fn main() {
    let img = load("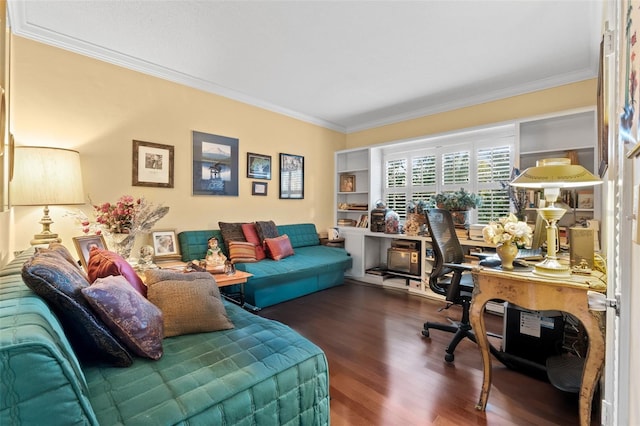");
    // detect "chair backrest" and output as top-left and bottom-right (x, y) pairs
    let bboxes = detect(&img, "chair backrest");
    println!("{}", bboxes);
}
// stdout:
(425, 209), (465, 297)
